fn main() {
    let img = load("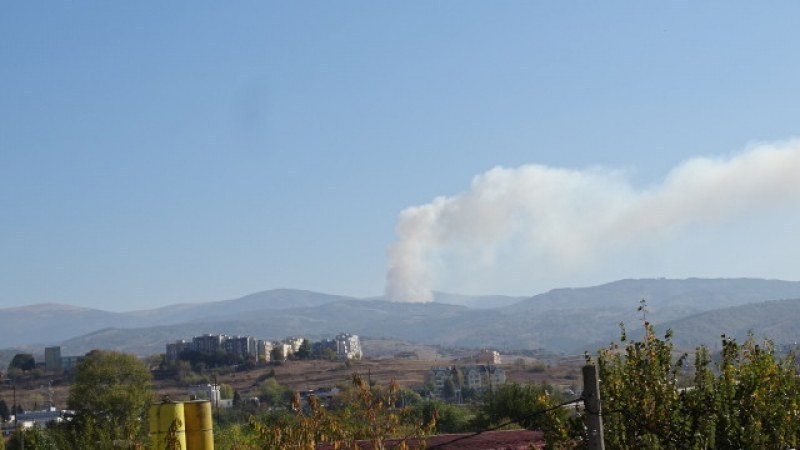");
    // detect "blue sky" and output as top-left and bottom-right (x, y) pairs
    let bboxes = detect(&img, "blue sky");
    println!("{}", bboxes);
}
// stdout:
(2, 3), (800, 310)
